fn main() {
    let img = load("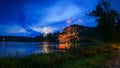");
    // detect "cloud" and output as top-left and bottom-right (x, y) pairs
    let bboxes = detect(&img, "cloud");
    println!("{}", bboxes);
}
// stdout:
(0, 25), (31, 36)
(7, 25), (26, 33)
(24, 0), (98, 28)
(39, 1), (84, 26)
(30, 26), (58, 33)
